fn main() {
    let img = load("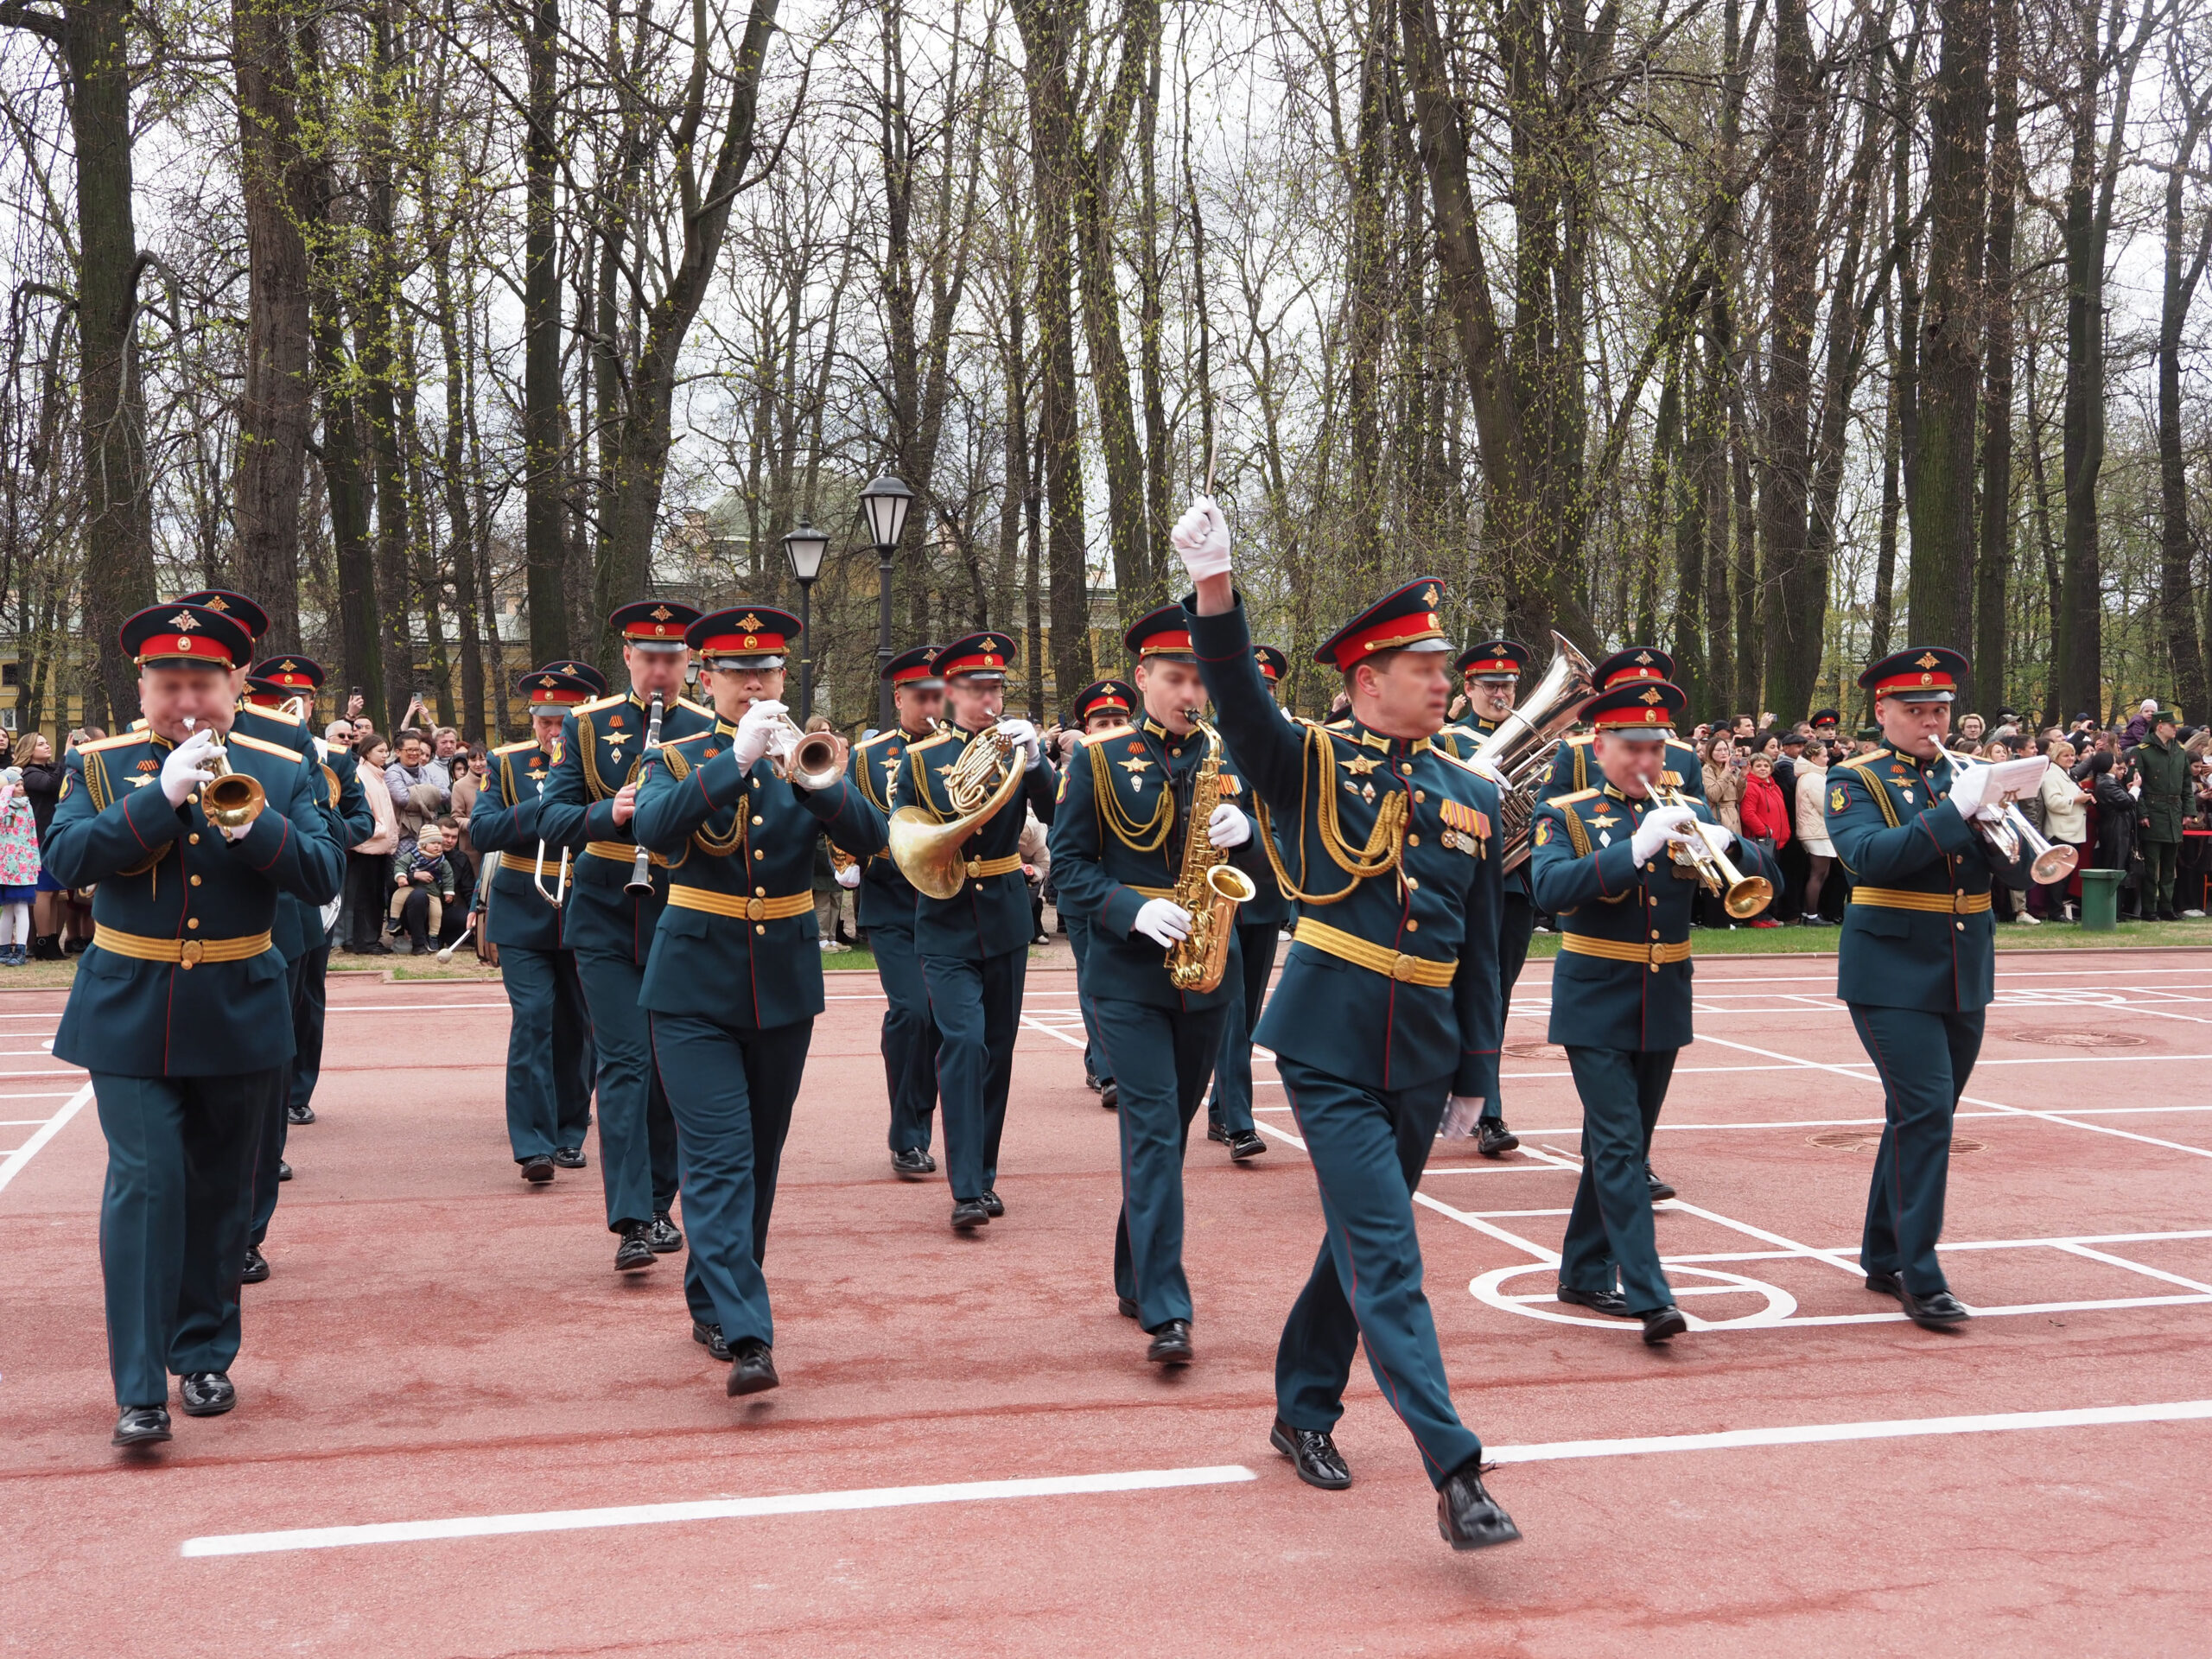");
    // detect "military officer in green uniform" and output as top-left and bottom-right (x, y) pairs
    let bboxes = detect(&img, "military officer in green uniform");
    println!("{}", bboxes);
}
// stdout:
(1528, 679), (1781, 1344)
(469, 671), (597, 1184)
(1050, 606), (1266, 1366)
(1827, 646), (2031, 1329)
(1176, 499), (1522, 1552)
(1203, 644), (1290, 1162)
(52, 604), (344, 1446)
(1438, 638), (1535, 1159)
(843, 645), (945, 1176)
(536, 601), (713, 1271)
(1060, 677), (1138, 1112)
(893, 631), (1058, 1231)
(2134, 707), (2190, 919)
(632, 605), (887, 1396)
